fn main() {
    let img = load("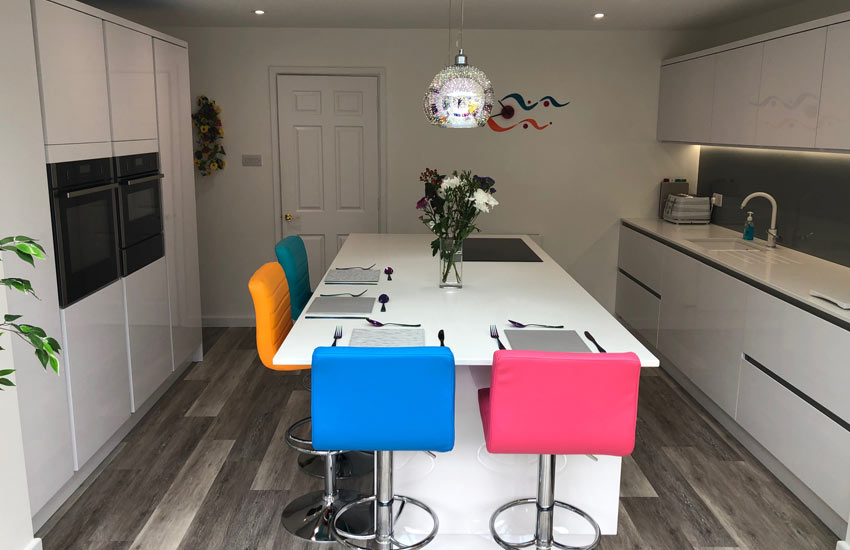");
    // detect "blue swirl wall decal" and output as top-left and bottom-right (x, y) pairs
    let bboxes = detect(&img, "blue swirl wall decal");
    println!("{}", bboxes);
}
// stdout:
(500, 93), (570, 111)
